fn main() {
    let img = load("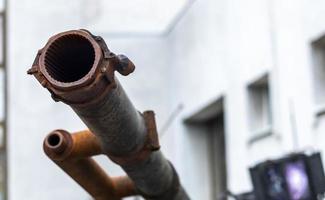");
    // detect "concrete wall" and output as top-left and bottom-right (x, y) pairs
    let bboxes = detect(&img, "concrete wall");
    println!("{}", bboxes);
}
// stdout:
(166, 0), (325, 198)
(7, 0), (325, 199)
